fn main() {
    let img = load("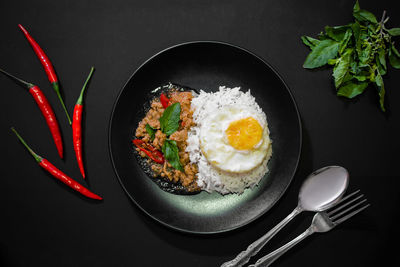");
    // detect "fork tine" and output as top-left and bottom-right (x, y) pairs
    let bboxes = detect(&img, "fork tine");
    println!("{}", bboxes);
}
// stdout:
(331, 190), (360, 206)
(330, 199), (367, 220)
(328, 193), (364, 216)
(332, 203), (370, 225)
